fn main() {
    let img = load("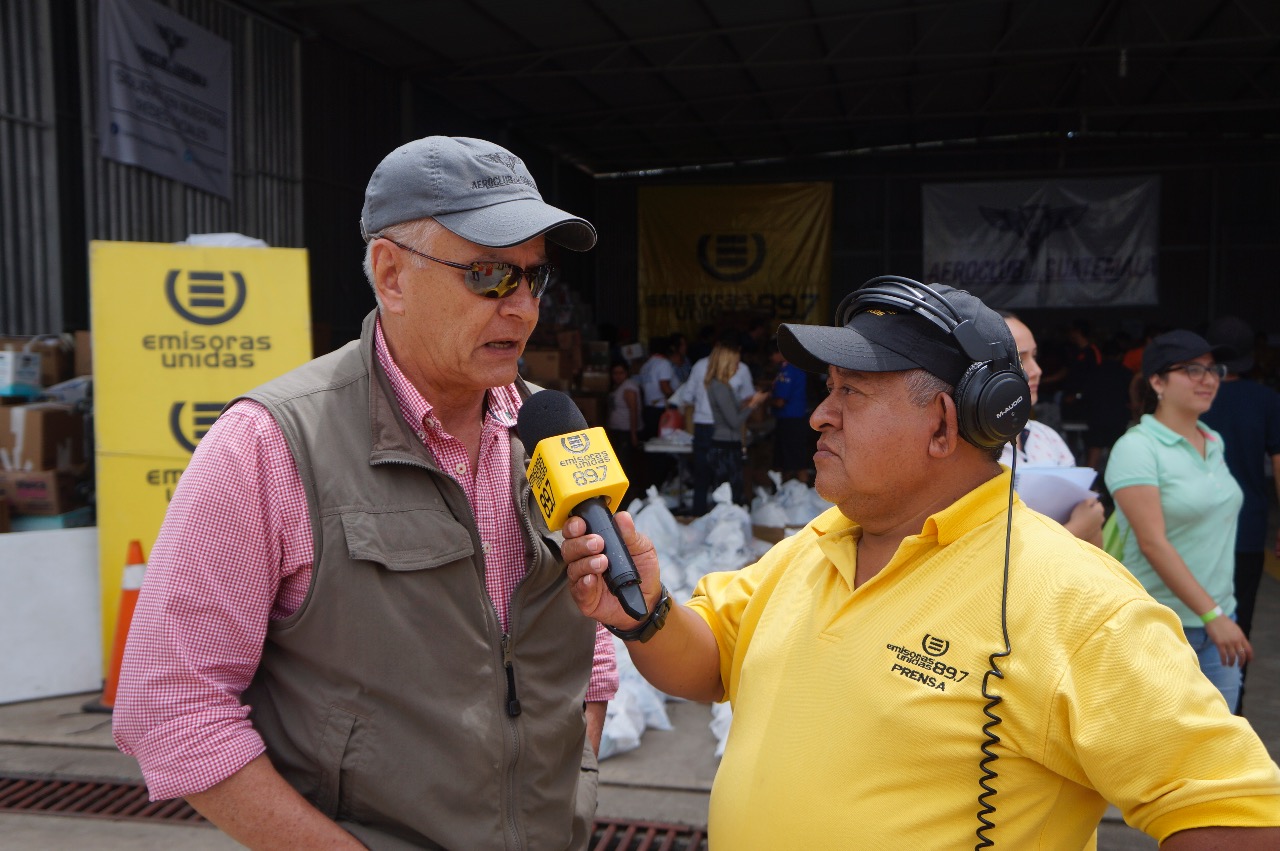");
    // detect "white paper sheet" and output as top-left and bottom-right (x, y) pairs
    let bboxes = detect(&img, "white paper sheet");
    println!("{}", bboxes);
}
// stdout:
(1013, 466), (1098, 524)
